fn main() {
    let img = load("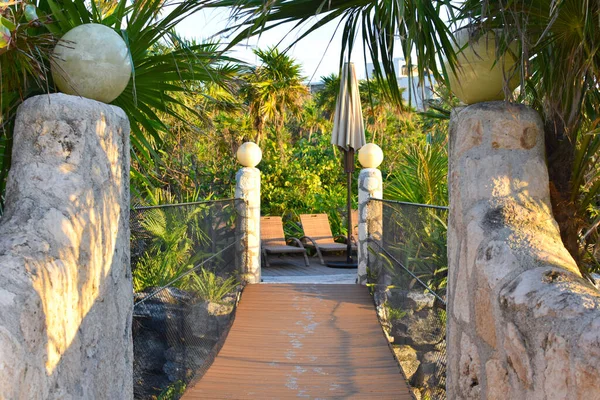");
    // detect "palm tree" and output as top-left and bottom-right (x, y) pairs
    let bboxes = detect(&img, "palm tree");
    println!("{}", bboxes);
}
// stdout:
(209, 0), (600, 274)
(359, 78), (406, 143)
(300, 100), (330, 142)
(240, 47), (309, 144)
(0, 0), (240, 210)
(314, 73), (340, 121)
(210, 0), (457, 107)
